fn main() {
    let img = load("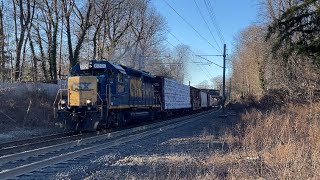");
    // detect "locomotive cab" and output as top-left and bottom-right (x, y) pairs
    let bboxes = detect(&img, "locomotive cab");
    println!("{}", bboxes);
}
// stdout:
(54, 60), (125, 131)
